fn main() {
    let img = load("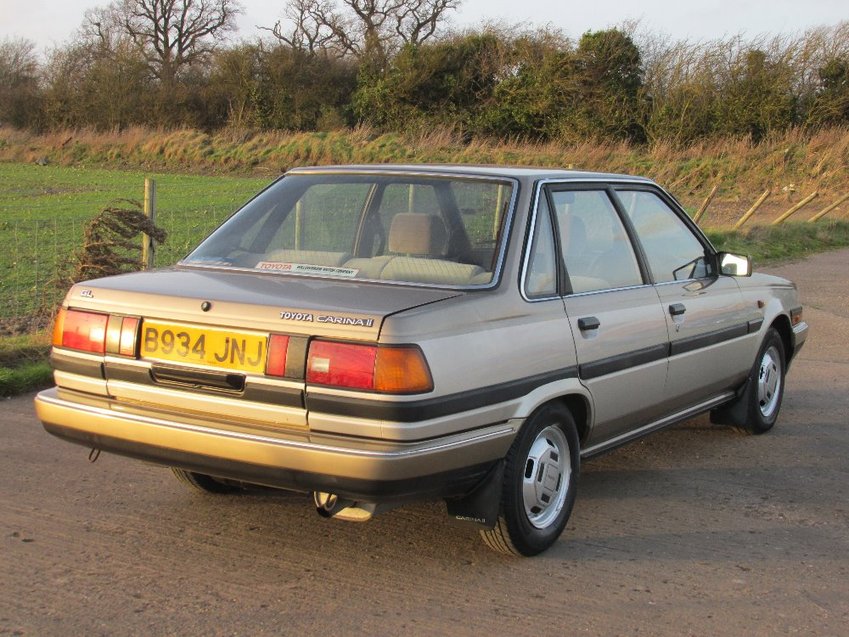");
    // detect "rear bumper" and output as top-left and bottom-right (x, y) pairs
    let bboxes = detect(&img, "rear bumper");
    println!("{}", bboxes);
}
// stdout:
(34, 387), (516, 501)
